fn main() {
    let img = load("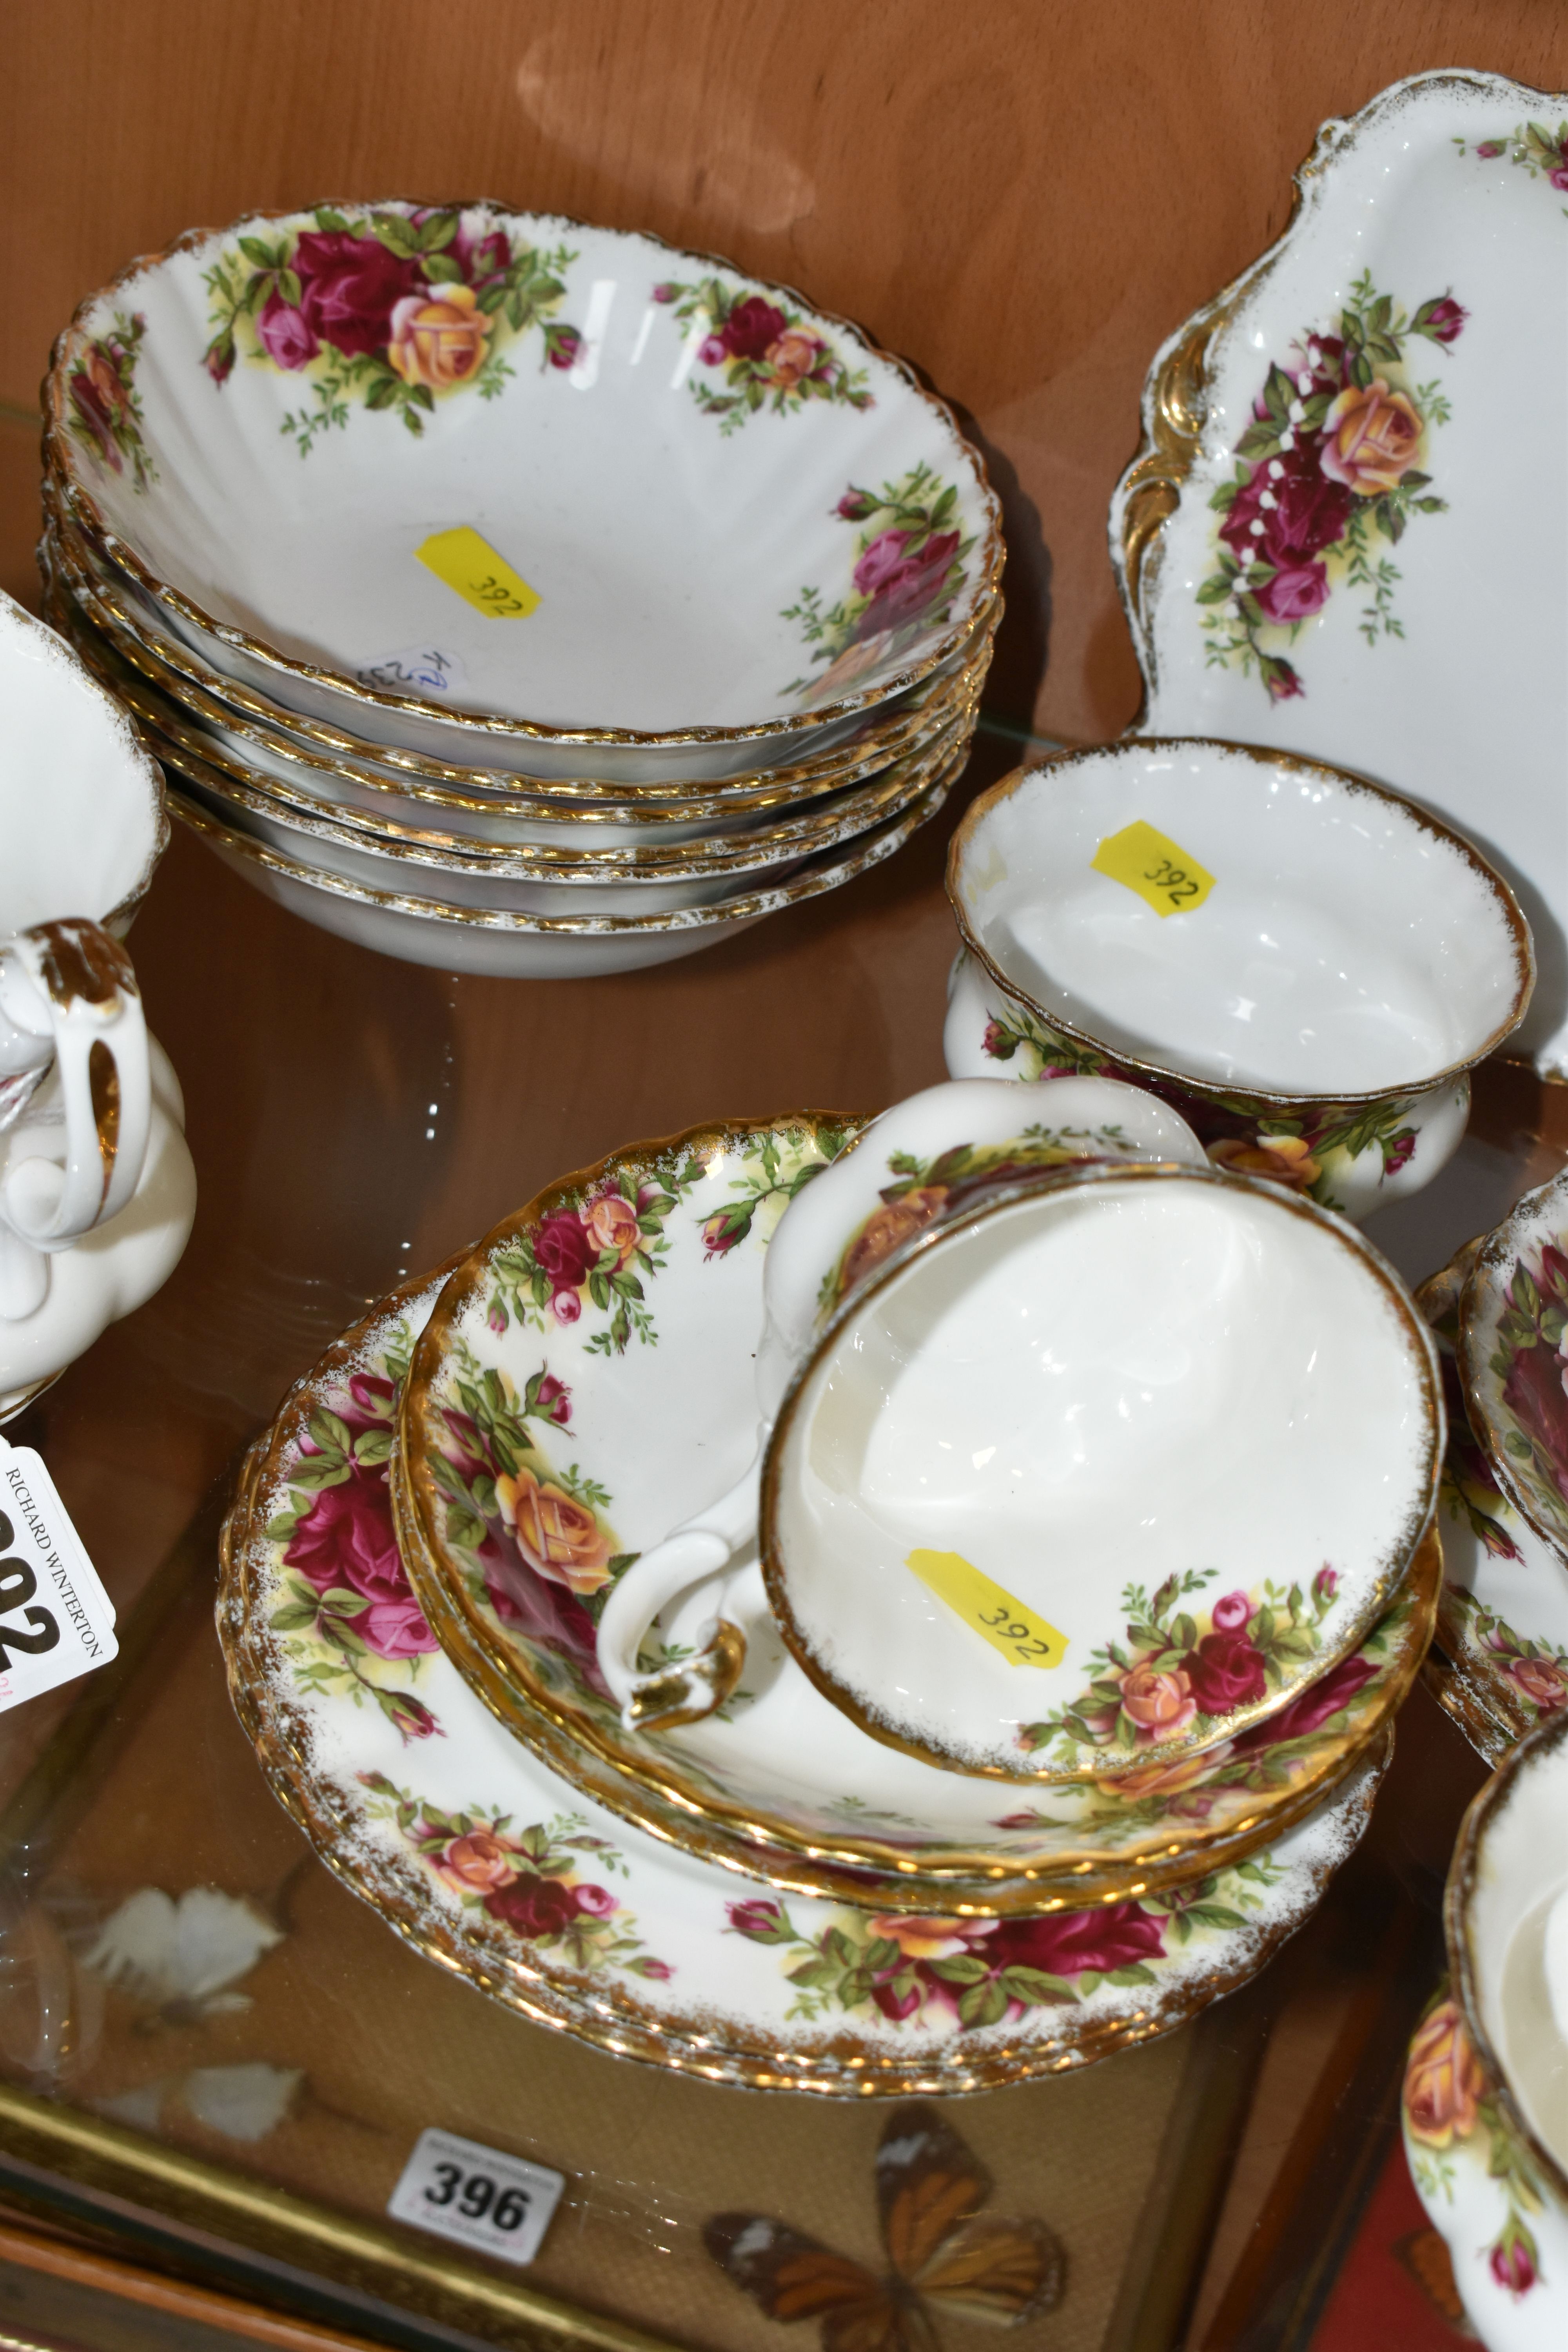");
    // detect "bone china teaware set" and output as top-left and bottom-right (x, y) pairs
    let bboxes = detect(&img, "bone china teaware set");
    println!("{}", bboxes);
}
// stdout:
(23, 72), (1568, 2169)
